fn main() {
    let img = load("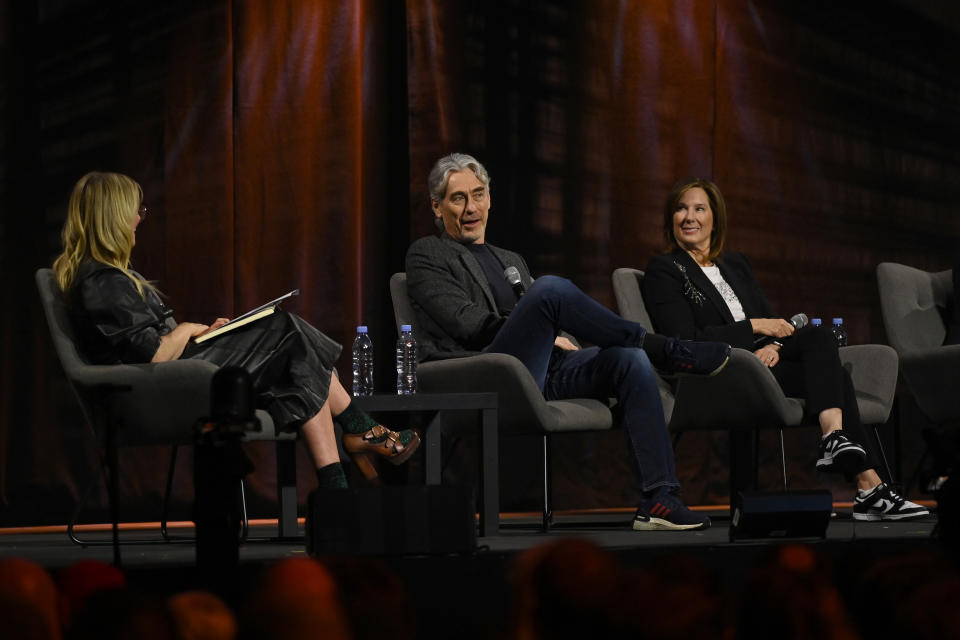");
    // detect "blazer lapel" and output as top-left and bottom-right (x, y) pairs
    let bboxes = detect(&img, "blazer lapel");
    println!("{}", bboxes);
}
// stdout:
(672, 251), (737, 325)
(715, 258), (763, 318)
(487, 245), (531, 282)
(442, 234), (498, 310)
